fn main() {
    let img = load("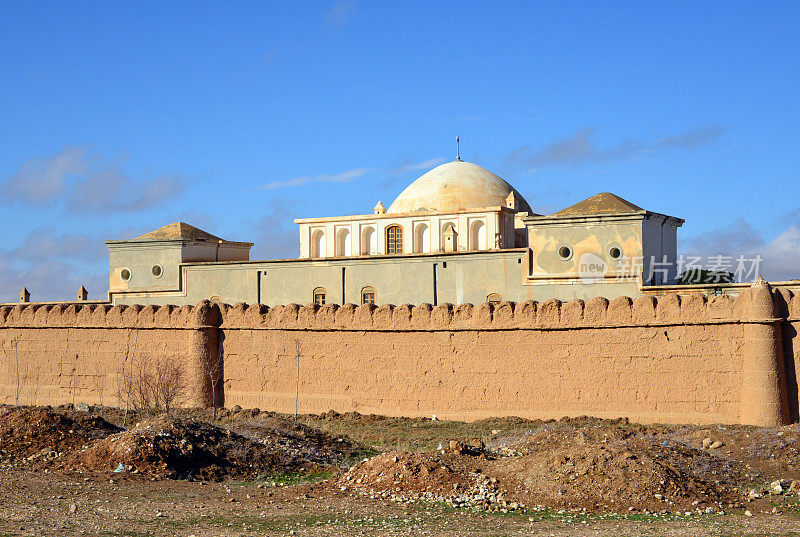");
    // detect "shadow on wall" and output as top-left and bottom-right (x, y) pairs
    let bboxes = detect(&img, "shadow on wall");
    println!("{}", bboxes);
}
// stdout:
(782, 323), (798, 423)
